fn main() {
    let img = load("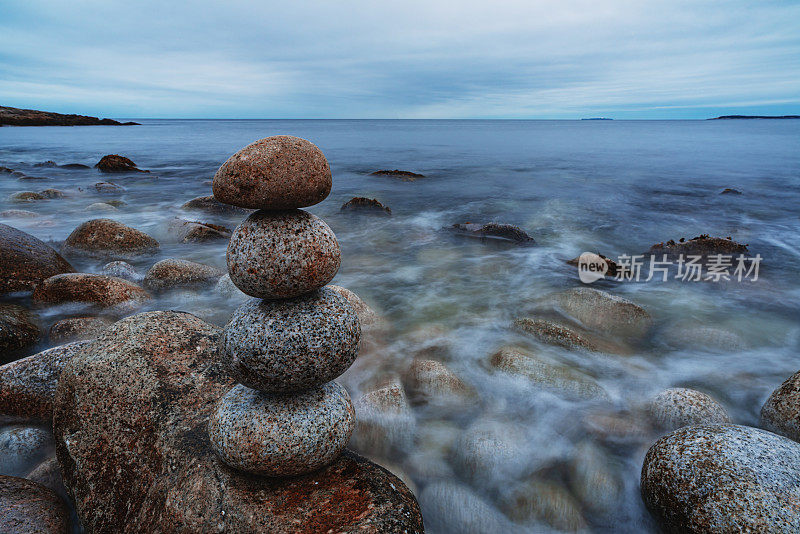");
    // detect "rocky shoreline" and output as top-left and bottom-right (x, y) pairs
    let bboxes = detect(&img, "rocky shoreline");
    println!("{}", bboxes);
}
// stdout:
(0, 106), (139, 127)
